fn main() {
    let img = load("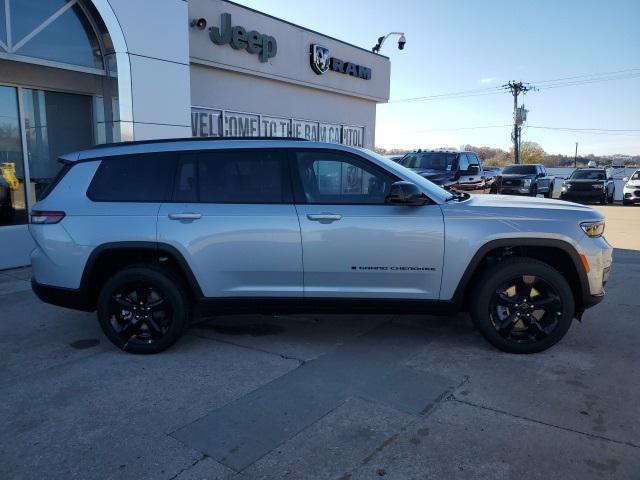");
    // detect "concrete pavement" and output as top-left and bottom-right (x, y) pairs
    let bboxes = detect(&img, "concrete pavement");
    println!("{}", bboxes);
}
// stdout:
(1, 214), (638, 479)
